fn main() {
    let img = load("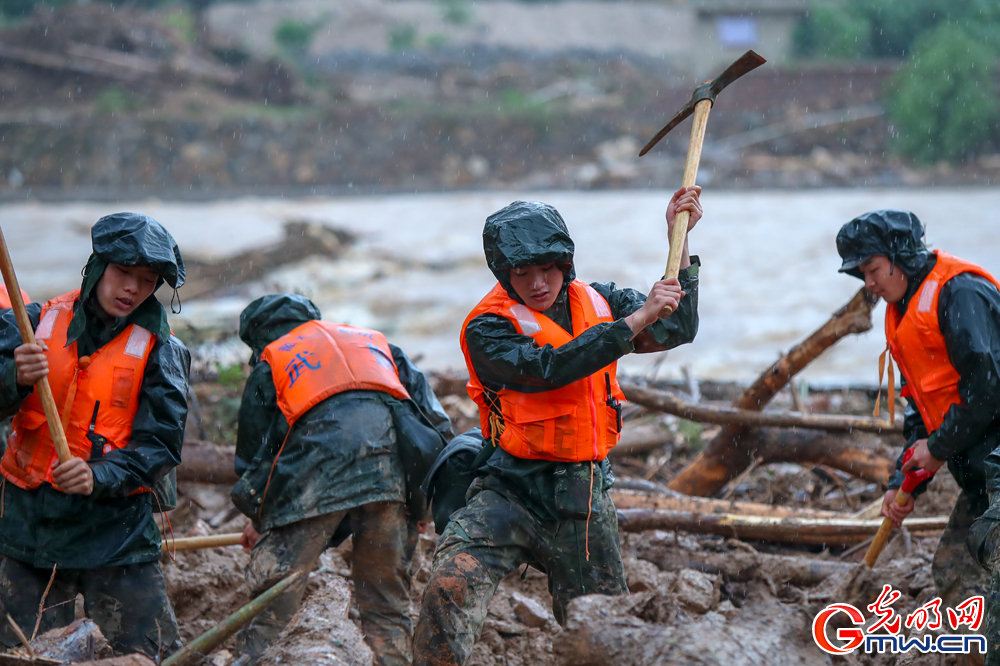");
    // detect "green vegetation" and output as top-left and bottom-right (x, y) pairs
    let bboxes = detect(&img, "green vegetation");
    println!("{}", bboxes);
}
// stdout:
(439, 0), (472, 26)
(388, 22), (417, 52)
(274, 17), (321, 52)
(94, 86), (145, 115)
(794, 0), (1000, 60)
(890, 24), (999, 162)
(162, 9), (196, 44)
(794, 0), (1000, 162)
(215, 362), (249, 390)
